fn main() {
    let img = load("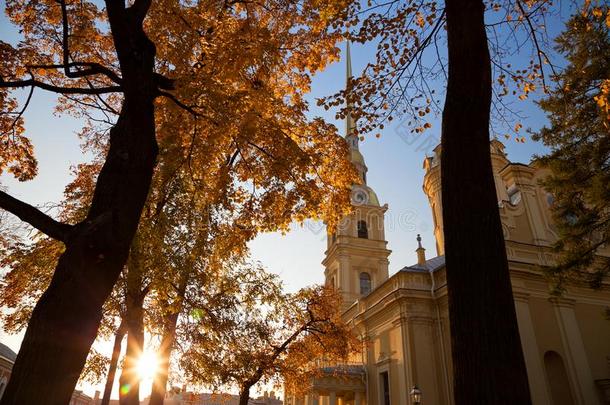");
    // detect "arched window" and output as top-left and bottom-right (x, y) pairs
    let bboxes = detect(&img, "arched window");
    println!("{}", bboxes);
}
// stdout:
(360, 272), (371, 295)
(544, 351), (575, 405)
(357, 220), (368, 239)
